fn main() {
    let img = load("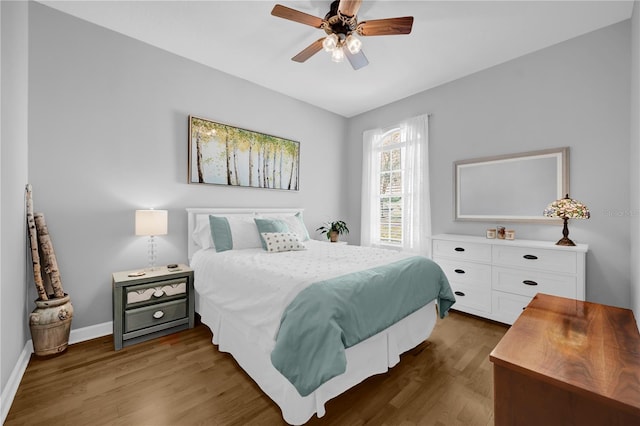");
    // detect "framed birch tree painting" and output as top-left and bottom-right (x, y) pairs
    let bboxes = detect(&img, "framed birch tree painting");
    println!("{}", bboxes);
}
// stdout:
(188, 116), (300, 190)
